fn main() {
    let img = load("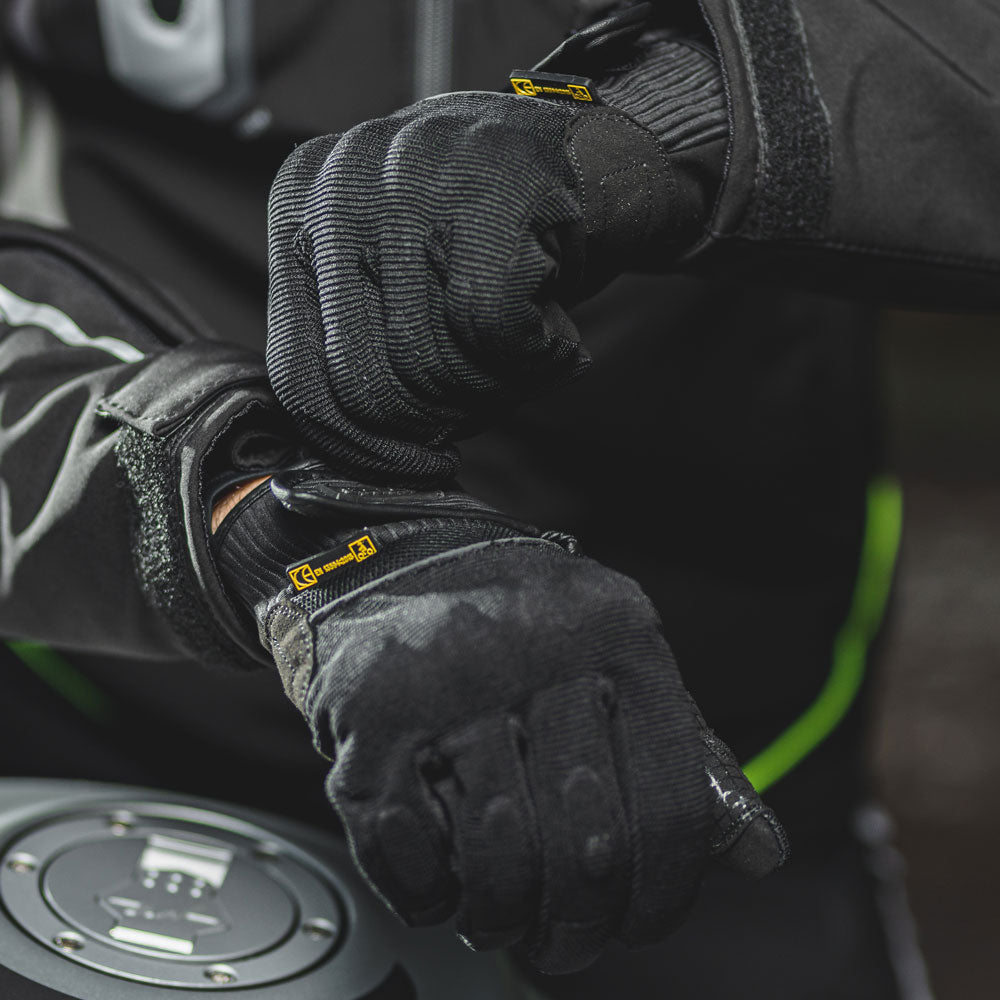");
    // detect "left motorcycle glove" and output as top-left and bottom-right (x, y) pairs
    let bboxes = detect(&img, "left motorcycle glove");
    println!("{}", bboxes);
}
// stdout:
(212, 468), (788, 974)
(267, 6), (728, 485)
